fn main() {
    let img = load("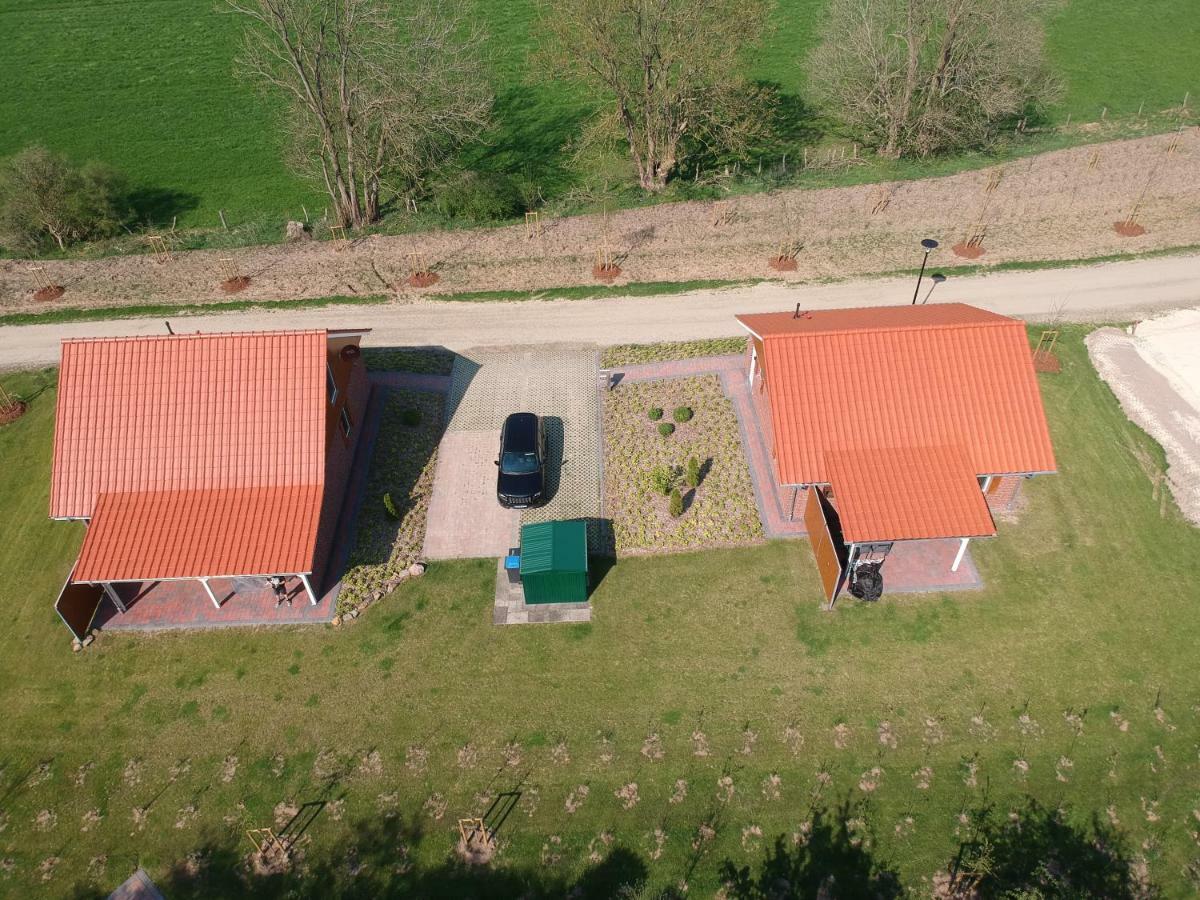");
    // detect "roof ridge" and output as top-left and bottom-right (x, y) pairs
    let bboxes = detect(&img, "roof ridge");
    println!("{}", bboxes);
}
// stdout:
(61, 329), (330, 345)
(761, 318), (1019, 339)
